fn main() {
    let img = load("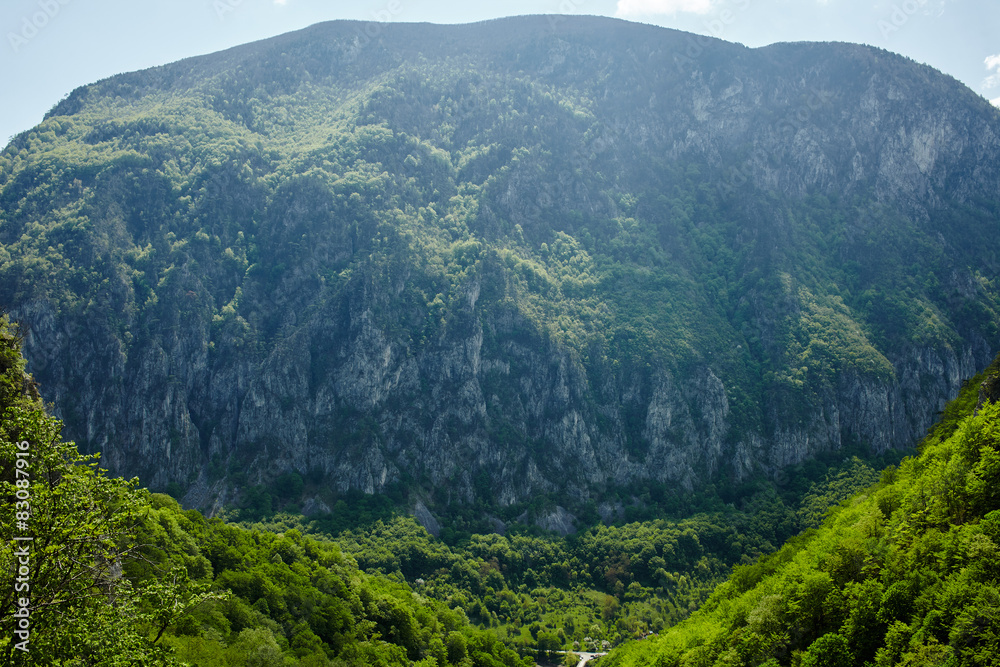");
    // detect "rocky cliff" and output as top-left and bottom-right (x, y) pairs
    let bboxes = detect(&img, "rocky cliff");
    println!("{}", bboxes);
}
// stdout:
(1, 16), (998, 516)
